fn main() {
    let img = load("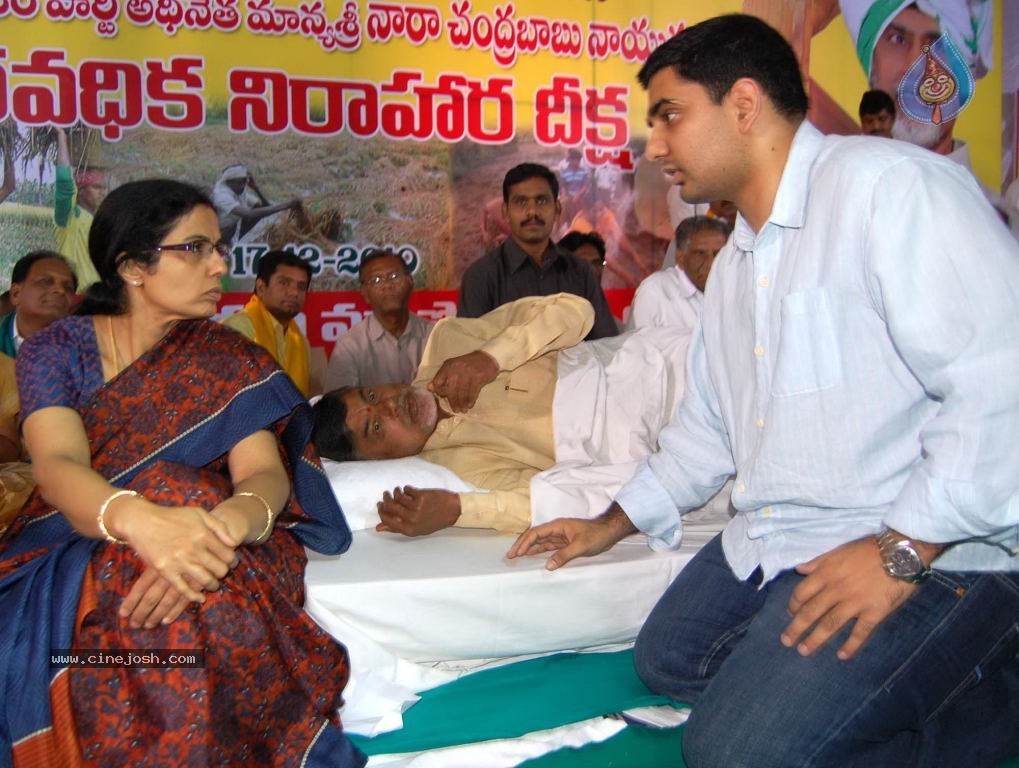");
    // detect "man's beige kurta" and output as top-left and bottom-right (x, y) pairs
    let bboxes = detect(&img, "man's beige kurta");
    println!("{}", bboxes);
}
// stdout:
(414, 294), (593, 532)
